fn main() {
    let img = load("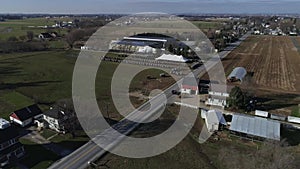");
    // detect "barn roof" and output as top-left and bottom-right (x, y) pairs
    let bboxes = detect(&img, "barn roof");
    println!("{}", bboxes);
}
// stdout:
(229, 114), (280, 141)
(228, 67), (247, 81)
